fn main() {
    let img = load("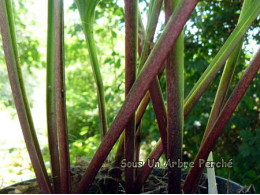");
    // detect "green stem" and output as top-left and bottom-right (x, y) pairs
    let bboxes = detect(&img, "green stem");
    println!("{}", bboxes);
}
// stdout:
(184, 1), (260, 114)
(183, 48), (260, 193)
(138, 0), (163, 73)
(203, 1), (254, 193)
(46, 0), (61, 192)
(0, 0), (52, 193)
(202, 0), (254, 143)
(76, 0), (108, 139)
(54, 0), (71, 193)
(77, 1), (198, 193)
